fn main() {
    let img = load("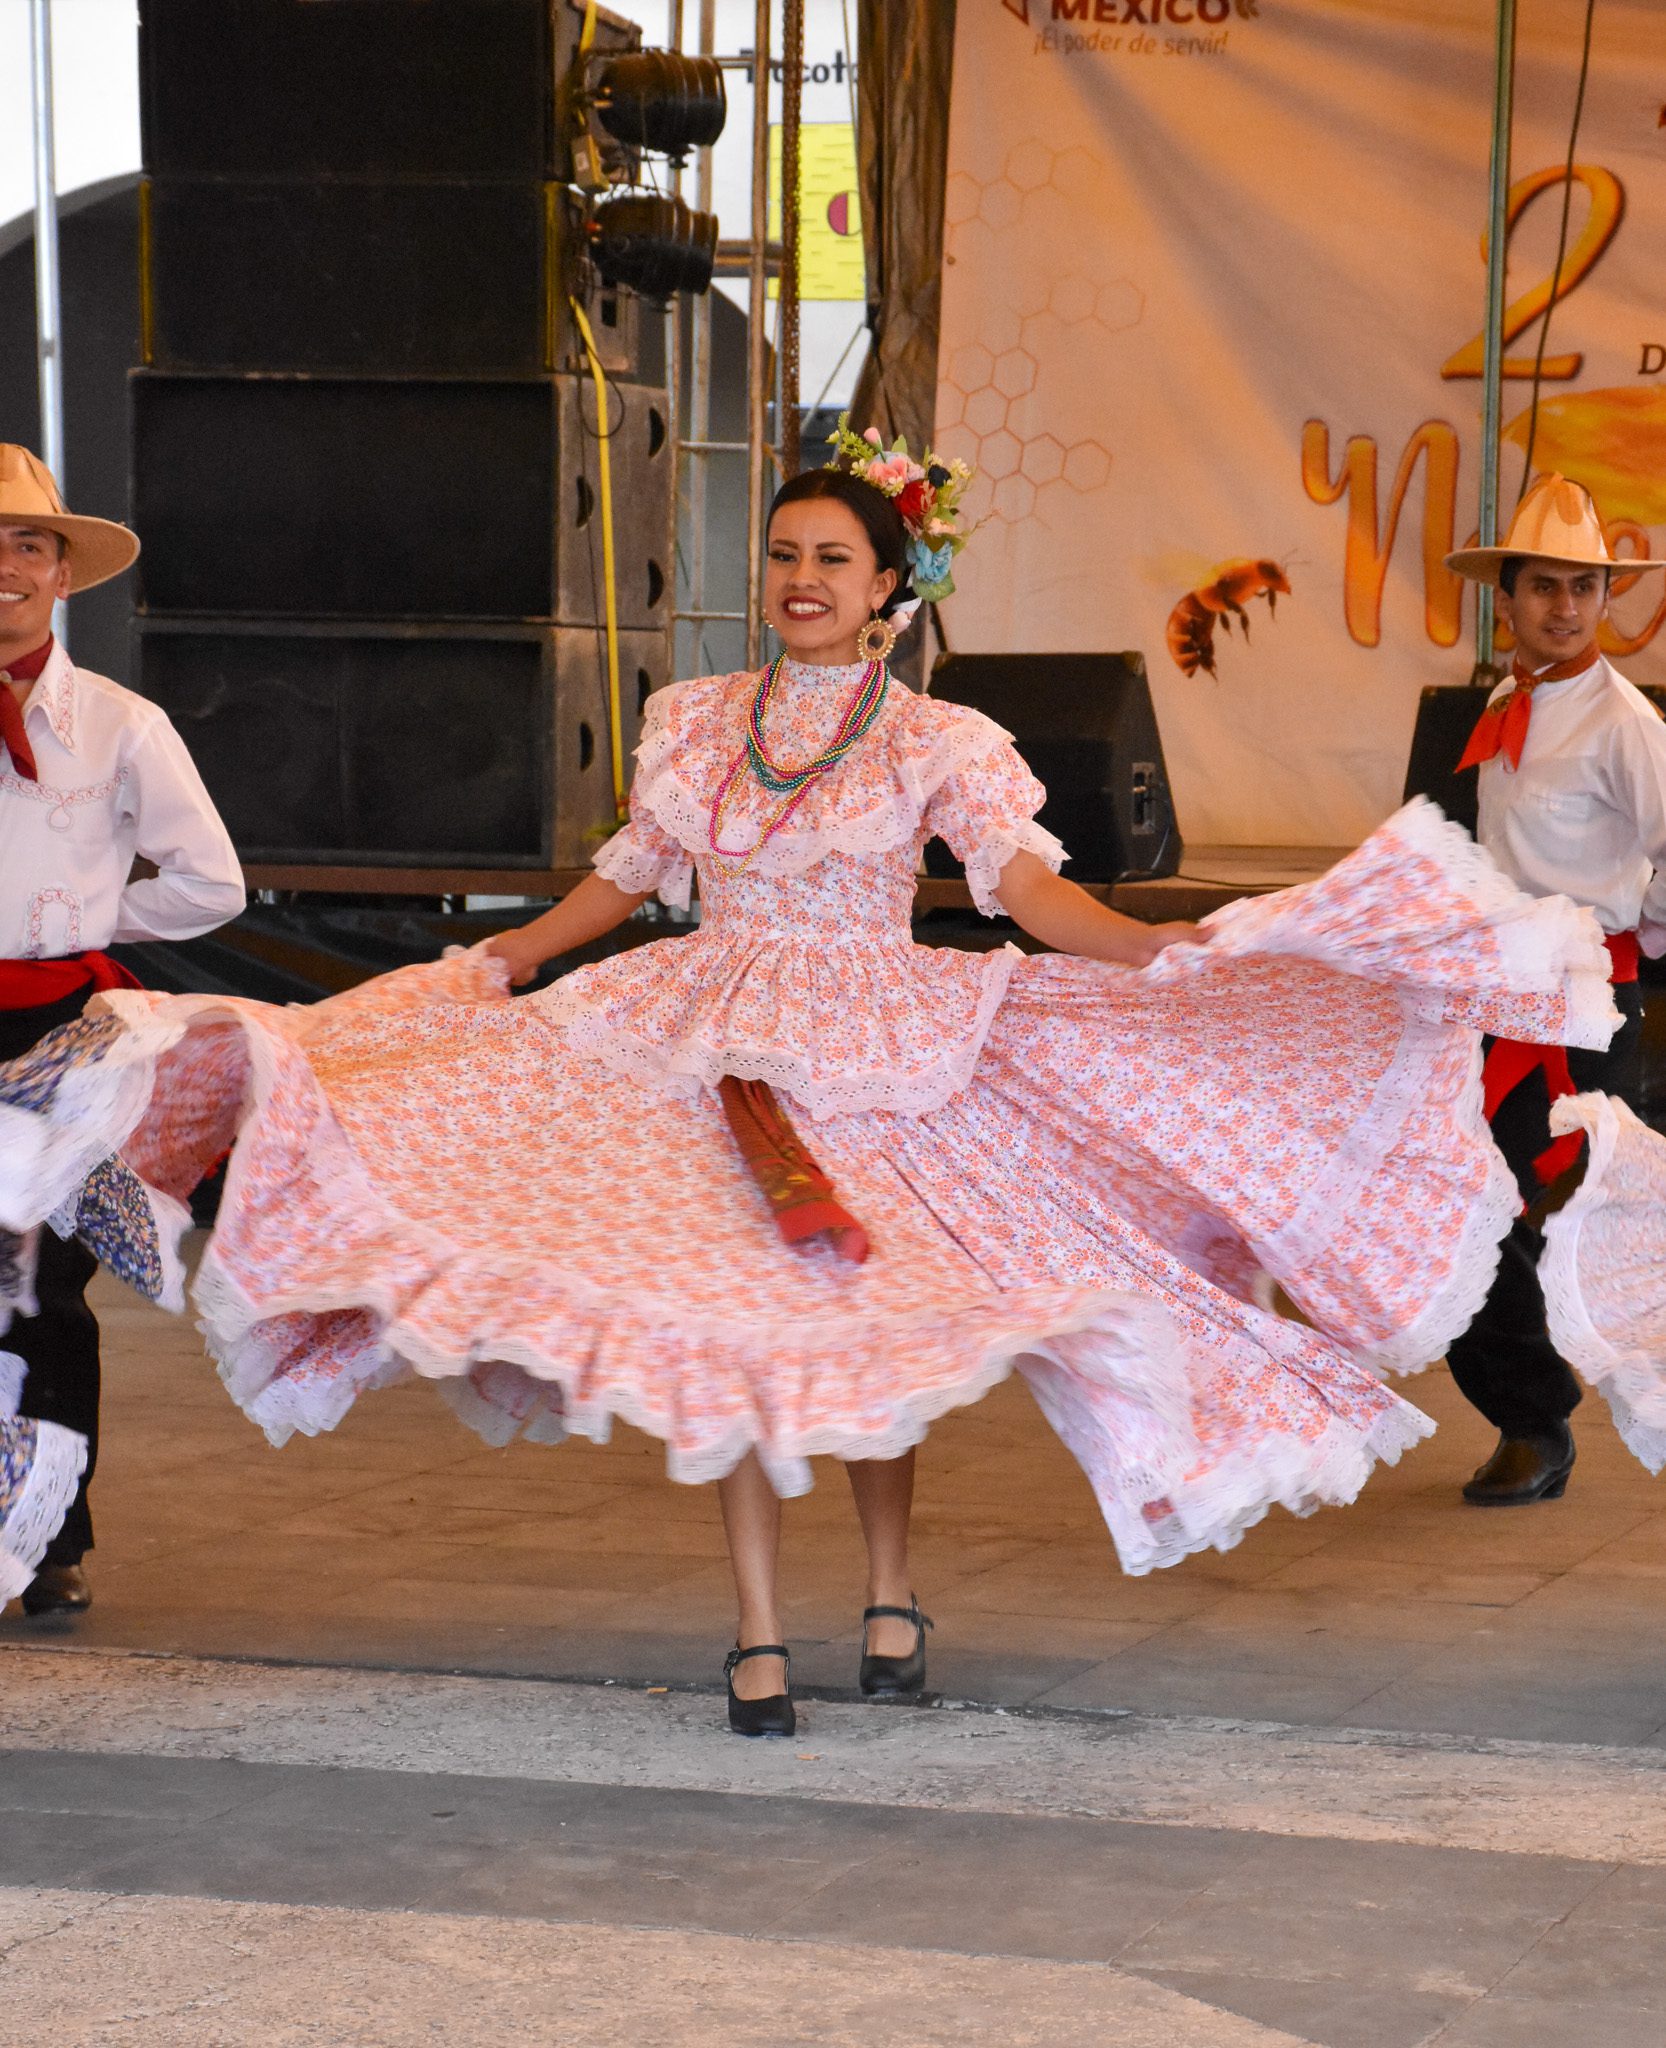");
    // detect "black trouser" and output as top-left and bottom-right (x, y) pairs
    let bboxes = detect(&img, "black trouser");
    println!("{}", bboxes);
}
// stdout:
(1, 986), (101, 1565)
(1445, 981), (1644, 1439)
